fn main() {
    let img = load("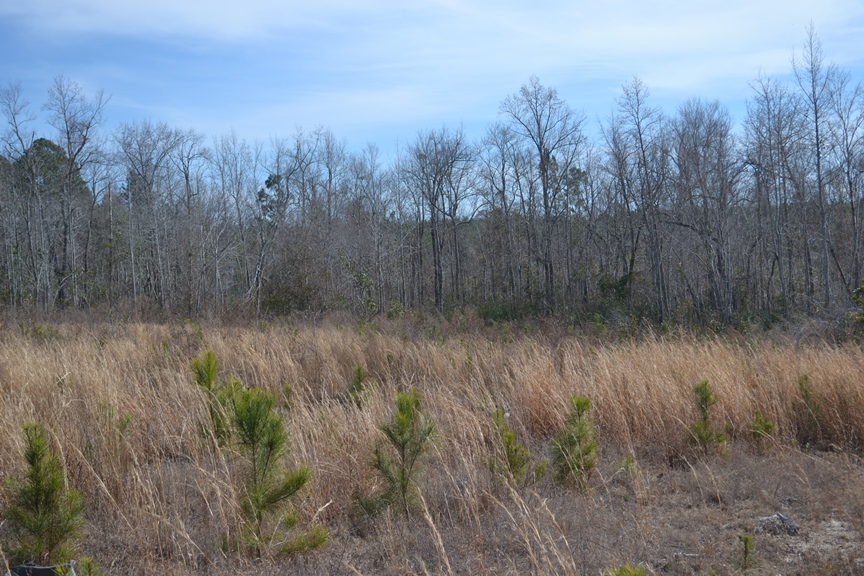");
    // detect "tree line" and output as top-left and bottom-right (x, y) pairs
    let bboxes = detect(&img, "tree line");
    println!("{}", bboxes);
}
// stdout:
(1, 27), (862, 326)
